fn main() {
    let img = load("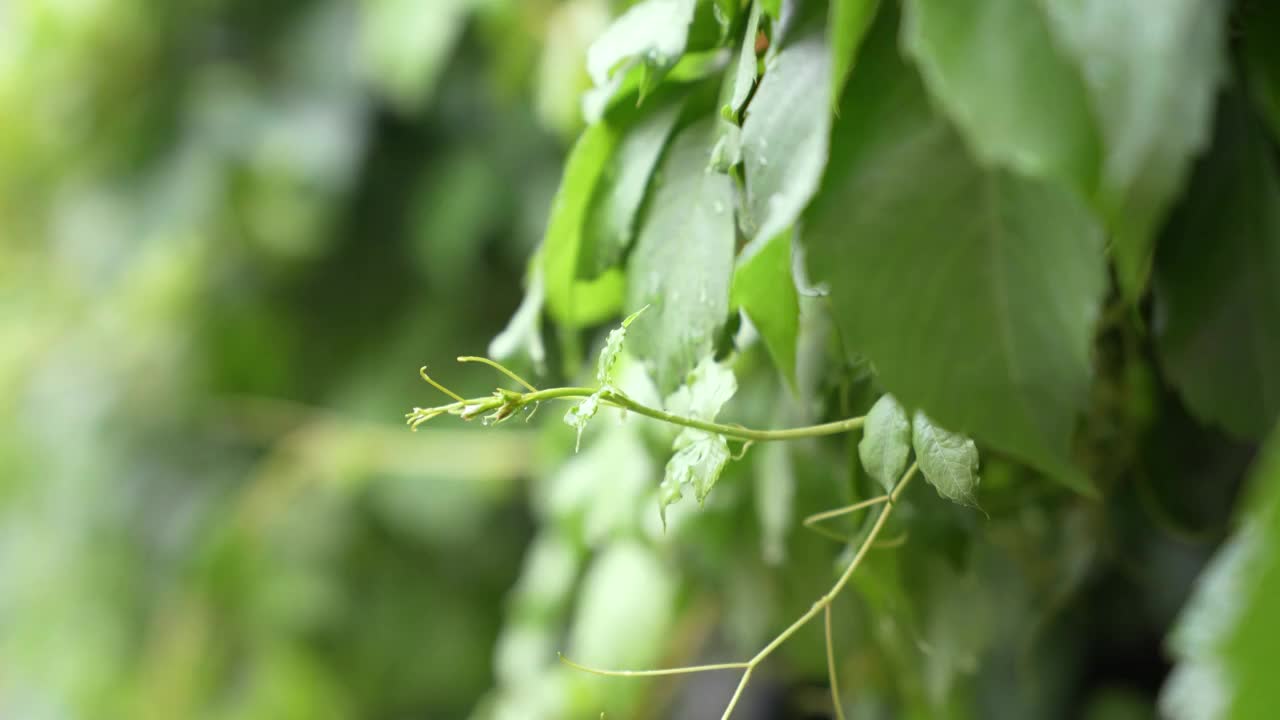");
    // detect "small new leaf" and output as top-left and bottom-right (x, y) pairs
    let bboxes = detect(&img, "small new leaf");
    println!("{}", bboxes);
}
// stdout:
(859, 394), (911, 493)
(597, 305), (649, 386)
(664, 357), (737, 421)
(564, 392), (602, 452)
(912, 410), (980, 507)
(660, 429), (731, 524)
